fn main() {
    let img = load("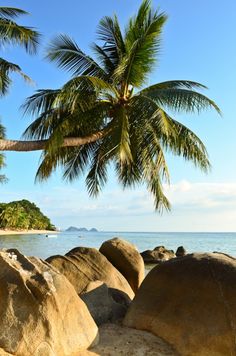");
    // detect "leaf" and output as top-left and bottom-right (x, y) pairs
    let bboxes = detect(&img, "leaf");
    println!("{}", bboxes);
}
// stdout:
(86, 142), (108, 197)
(46, 34), (106, 78)
(114, 2), (167, 87)
(96, 15), (126, 69)
(22, 89), (60, 117)
(139, 83), (221, 114)
(0, 19), (39, 54)
(0, 58), (33, 95)
(0, 7), (28, 19)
